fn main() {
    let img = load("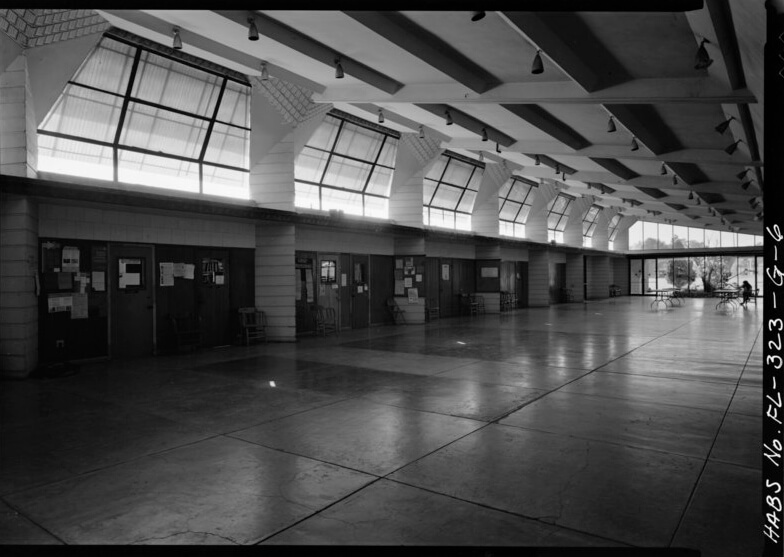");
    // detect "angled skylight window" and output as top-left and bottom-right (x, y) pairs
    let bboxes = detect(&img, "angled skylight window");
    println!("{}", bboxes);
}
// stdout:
(295, 110), (399, 218)
(423, 151), (484, 231)
(546, 193), (574, 243)
(37, 32), (251, 199)
(607, 213), (622, 250)
(582, 204), (602, 247)
(498, 175), (537, 239)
